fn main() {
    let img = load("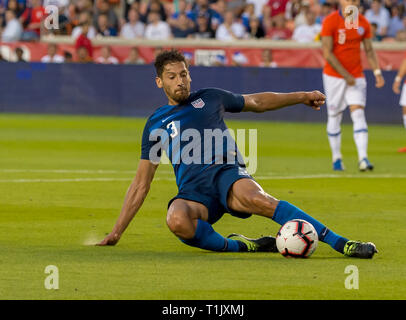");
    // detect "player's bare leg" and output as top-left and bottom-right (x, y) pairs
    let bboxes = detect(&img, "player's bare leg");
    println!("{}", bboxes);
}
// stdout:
(349, 105), (373, 171)
(227, 178), (377, 258)
(399, 106), (406, 152)
(166, 199), (208, 239)
(166, 199), (248, 252)
(226, 178), (279, 219)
